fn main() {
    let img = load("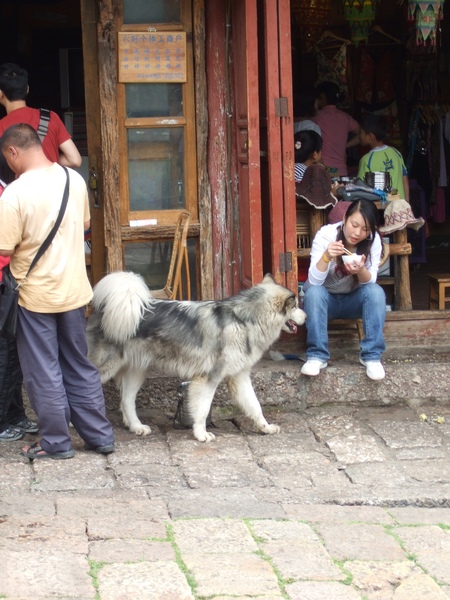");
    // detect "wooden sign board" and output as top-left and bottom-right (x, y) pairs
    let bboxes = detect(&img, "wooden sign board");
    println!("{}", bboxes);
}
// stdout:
(118, 32), (186, 83)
